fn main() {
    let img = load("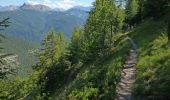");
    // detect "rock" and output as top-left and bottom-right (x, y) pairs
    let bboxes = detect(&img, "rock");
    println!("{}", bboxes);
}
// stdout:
(116, 37), (137, 100)
(0, 53), (19, 78)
